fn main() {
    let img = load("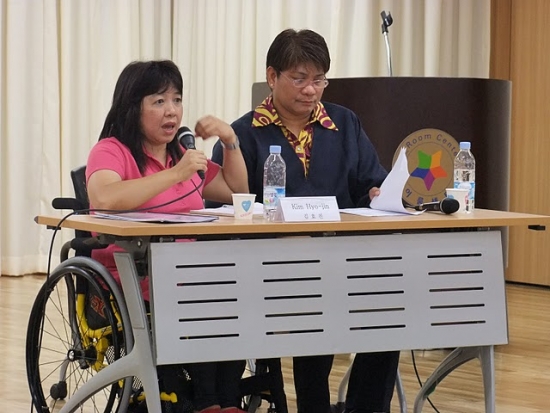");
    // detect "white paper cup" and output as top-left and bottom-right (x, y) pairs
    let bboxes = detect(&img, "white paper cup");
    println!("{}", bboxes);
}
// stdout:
(231, 193), (256, 220)
(445, 188), (469, 213)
